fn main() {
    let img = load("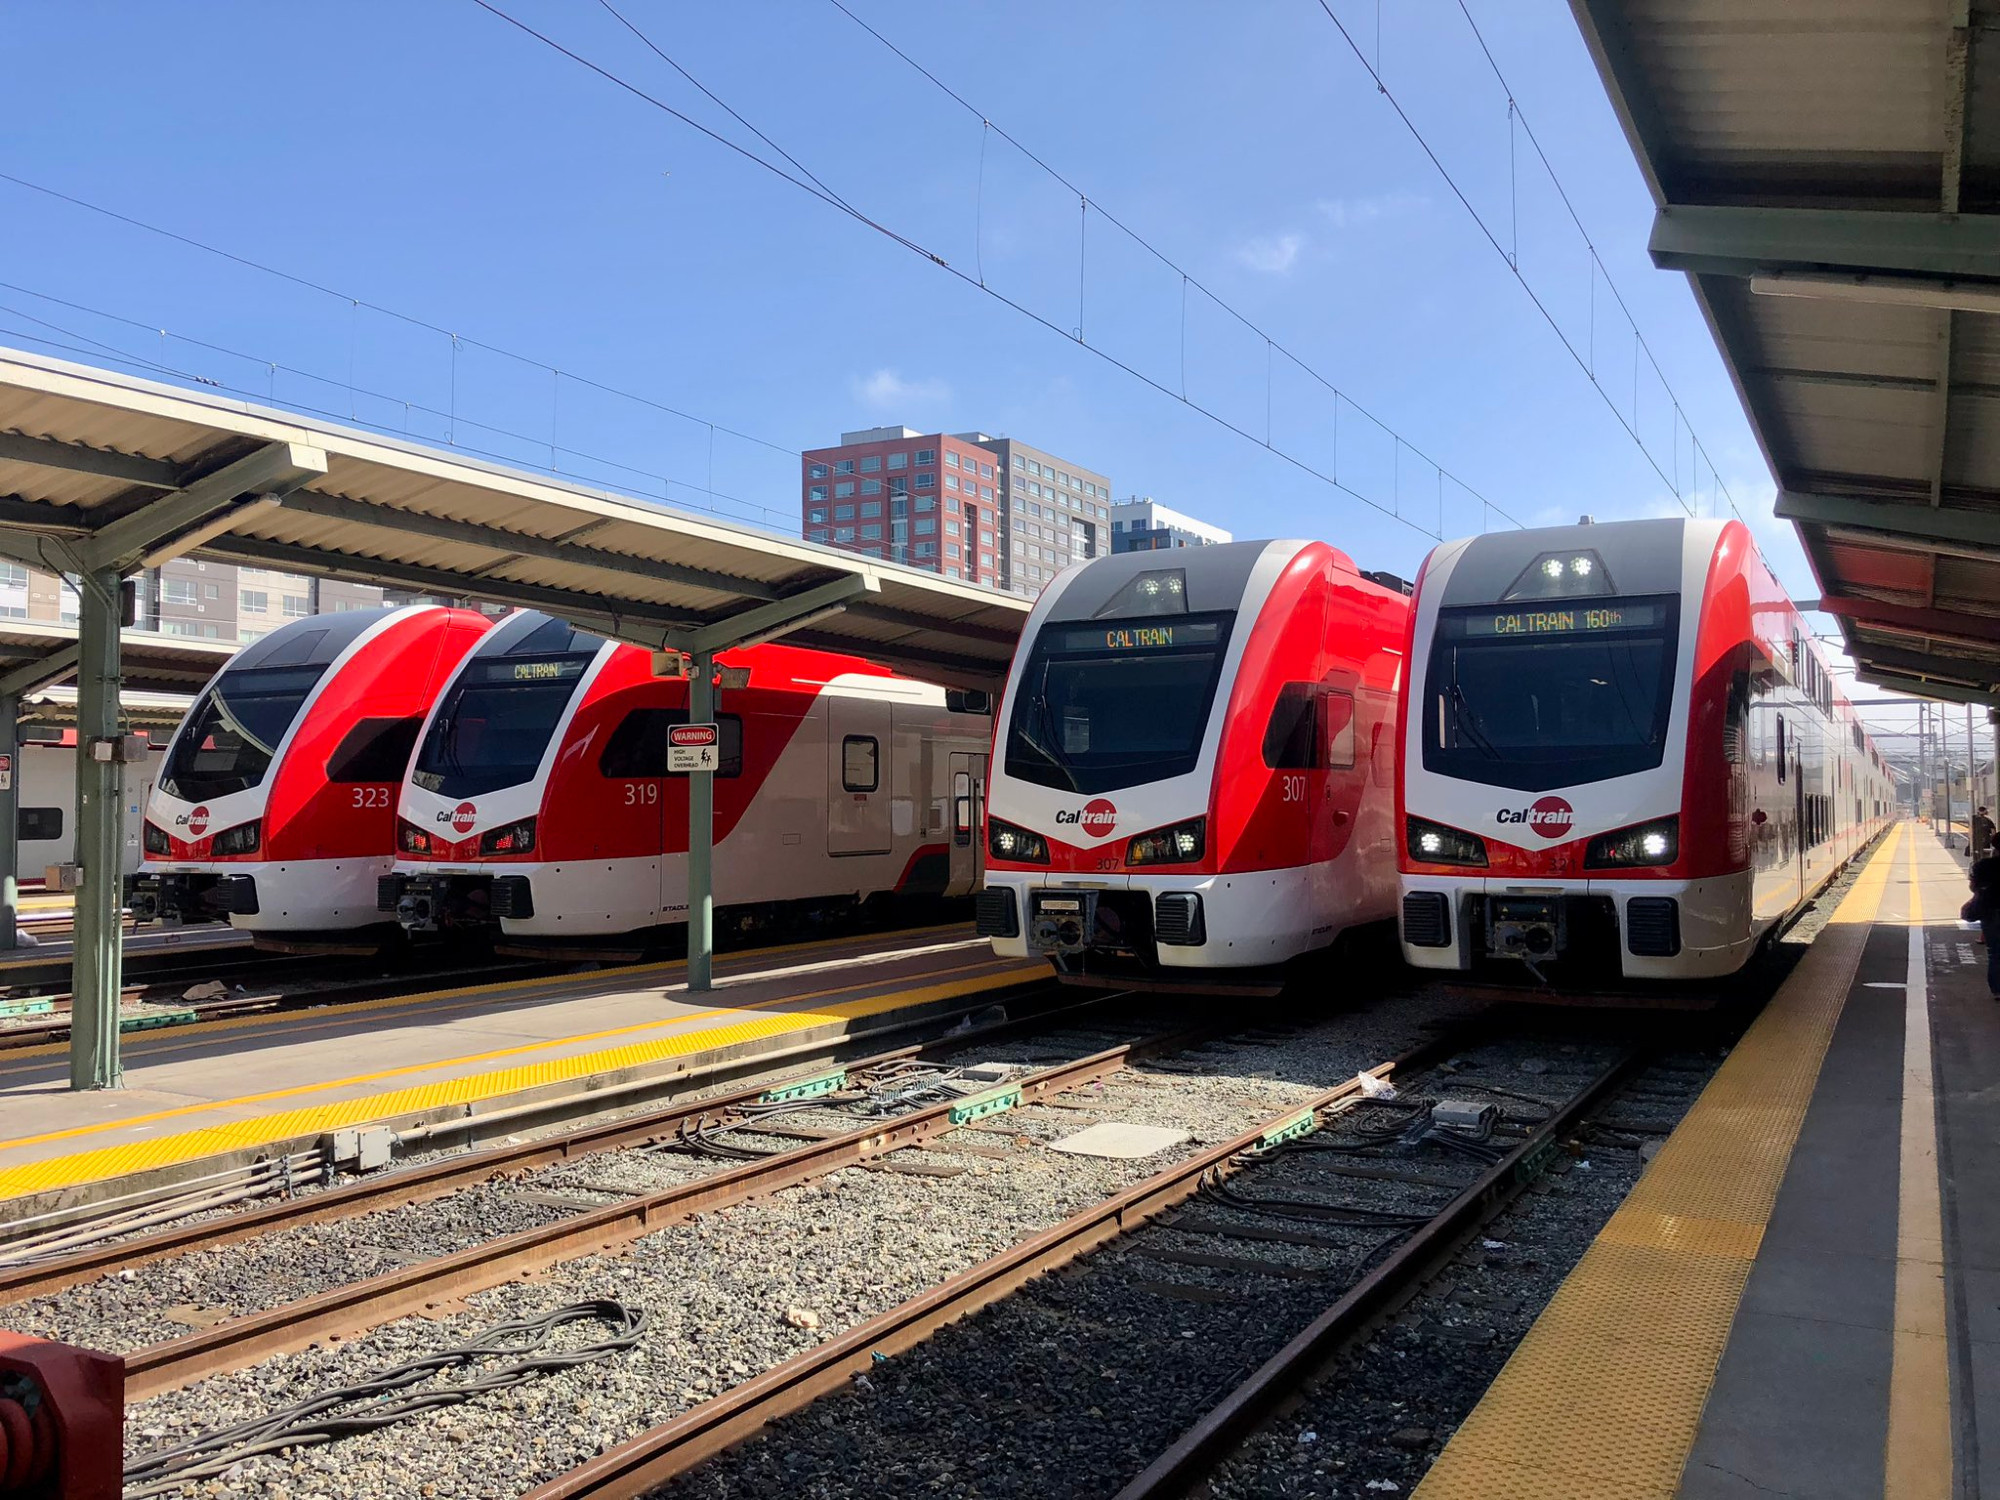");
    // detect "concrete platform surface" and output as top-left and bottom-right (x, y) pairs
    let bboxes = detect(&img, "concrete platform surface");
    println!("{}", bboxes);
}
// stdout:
(0, 924), (1040, 1209)
(1415, 823), (1993, 1500)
